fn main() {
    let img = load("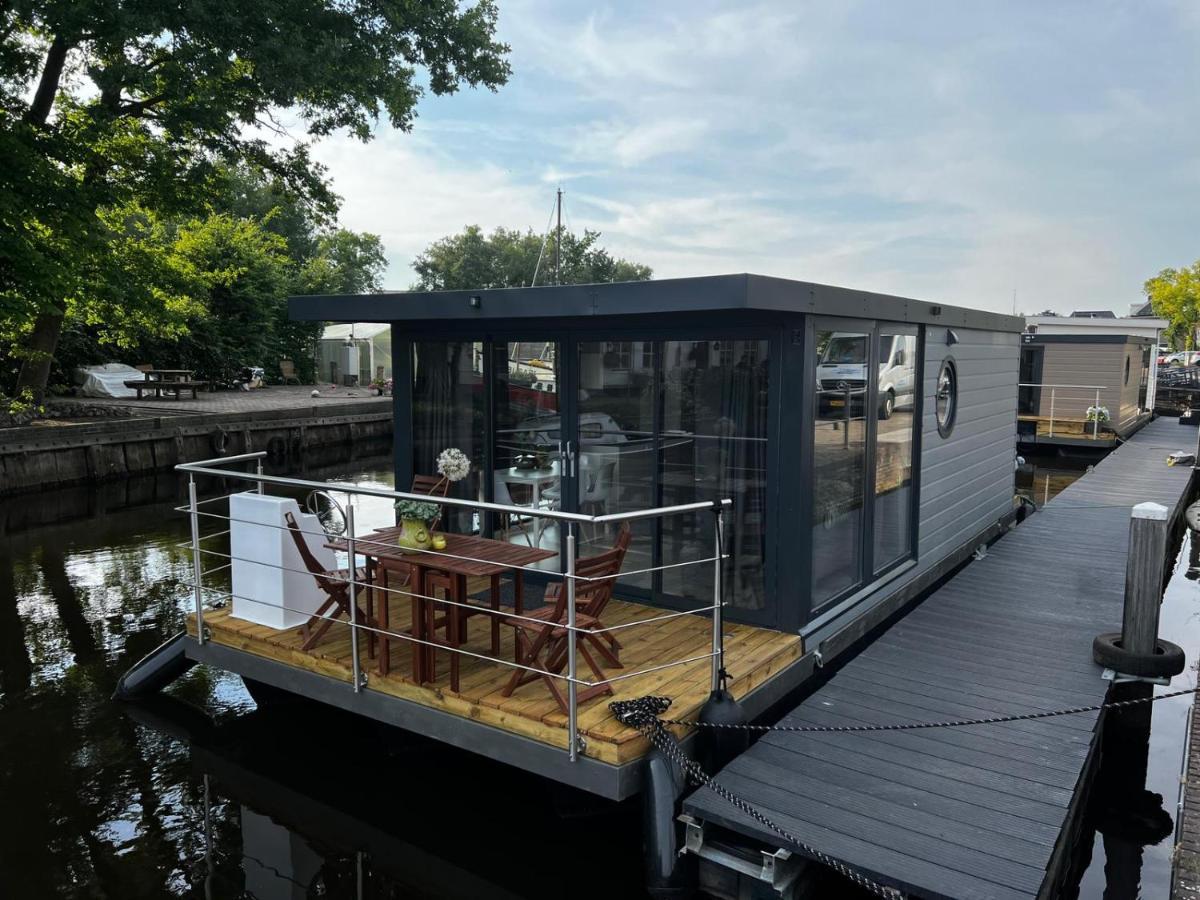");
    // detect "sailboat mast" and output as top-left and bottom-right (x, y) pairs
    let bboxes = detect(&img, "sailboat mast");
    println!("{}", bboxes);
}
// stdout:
(554, 188), (562, 285)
